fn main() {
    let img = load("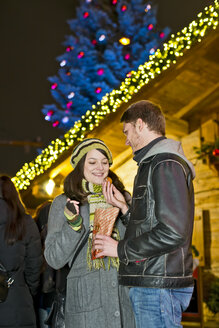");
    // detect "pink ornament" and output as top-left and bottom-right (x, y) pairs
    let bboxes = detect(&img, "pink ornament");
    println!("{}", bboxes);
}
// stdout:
(47, 110), (54, 117)
(97, 68), (104, 75)
(124, 53), (130, 60)
(66, 101), (73, 109)
(92, 39), (97, 45)
(53, 120), (60, 127)
(95, 87), (102, 94)
(77, 51), (84, 58)
(112, 0), (117, 4)
(121, 5), (127, 12)
(66, 46), (73, 52)
(51, 83), (58, 90)
(83, 12), (89, 18)
(159, 32), (165, 38)
(147, 24), (153, 30)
